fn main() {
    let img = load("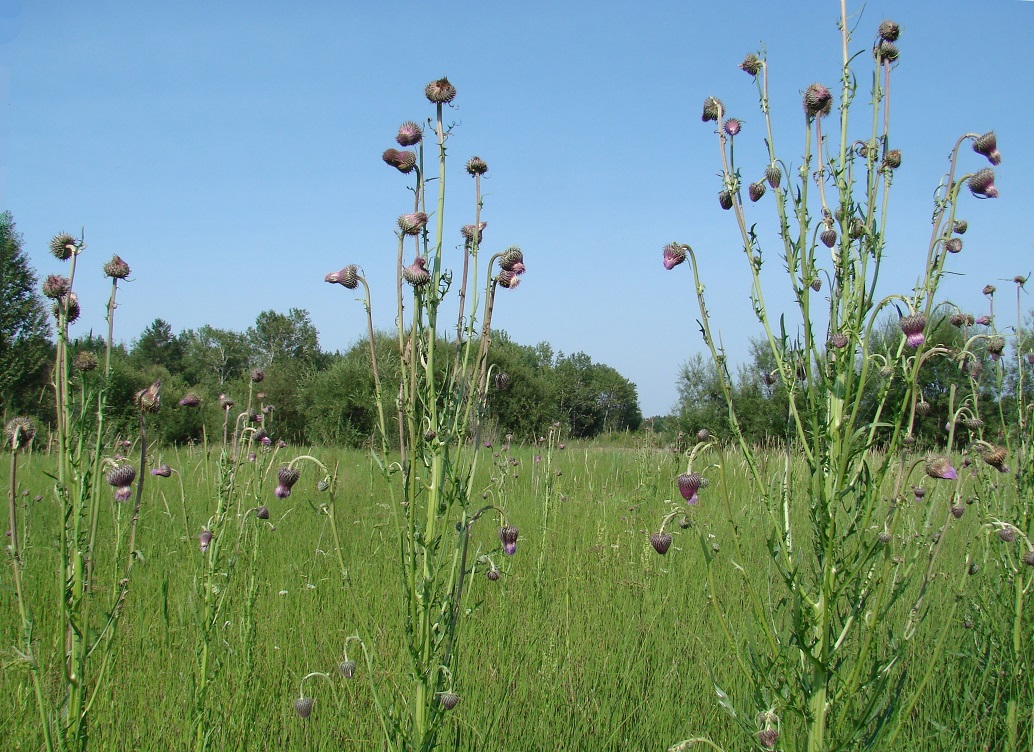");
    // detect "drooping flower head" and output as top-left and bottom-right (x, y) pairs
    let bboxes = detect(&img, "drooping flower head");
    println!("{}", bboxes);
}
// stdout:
(803, 83), (833, 119)
(924, 456), (958, 481)
(151, 464), (172, 478)
(499, 525), (519, 555)
(179, 392), (202, 407)
(4, 417), (35, 451)
(402, 257), (430, 287)
(900, 313), (927, 349)
(497, 270), (521, 289)
(135, 379), (161, 414)
(294, 696), (314, 718)
(461, 222), (487, 245)
(499, 246), (525, 274)
(465, 156), (488, 176)
(50, 233), (79, 260)
(398, 212), (429, 236)
(701, 96), (724, 122)
(739, 53), (762, 76)
(662, 243), (686, 270)
(677, 472), (704, 504)
(748, 182), (766, 202)
(275, 466), (300, 499)
(649, 532), (673, 555)
(972, 132), (1001, 166)
(967, 168), (998, 199)
(325, 264), (359, 289)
